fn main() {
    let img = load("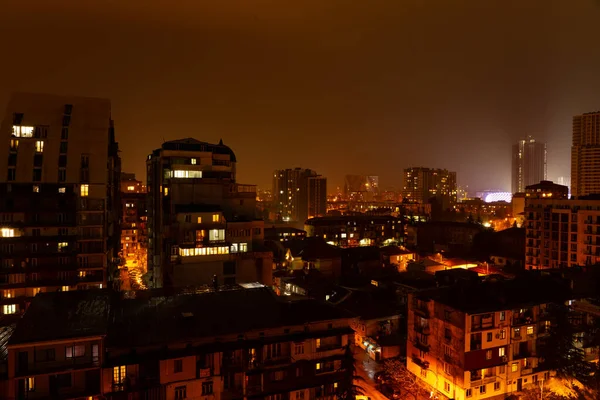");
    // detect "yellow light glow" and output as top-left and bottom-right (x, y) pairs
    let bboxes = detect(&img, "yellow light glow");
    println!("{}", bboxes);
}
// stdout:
(12, 125), (34, 138)
(80, 184), (89, 197)
(1, 228), (15, 237)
